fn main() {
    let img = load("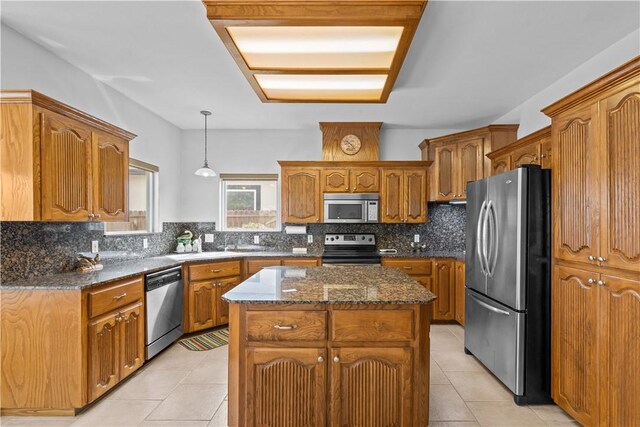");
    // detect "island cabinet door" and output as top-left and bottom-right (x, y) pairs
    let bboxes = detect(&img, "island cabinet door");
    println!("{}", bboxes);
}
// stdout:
(330, 347), (413, 427)
(245, 347), (327, 427)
